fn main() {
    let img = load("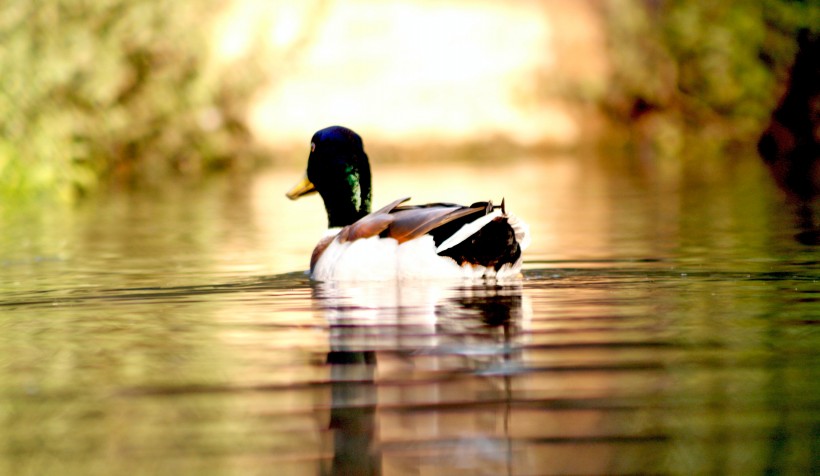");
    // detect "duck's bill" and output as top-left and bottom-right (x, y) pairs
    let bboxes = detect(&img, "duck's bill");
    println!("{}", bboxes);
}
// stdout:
(286, 175), (317, 200)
